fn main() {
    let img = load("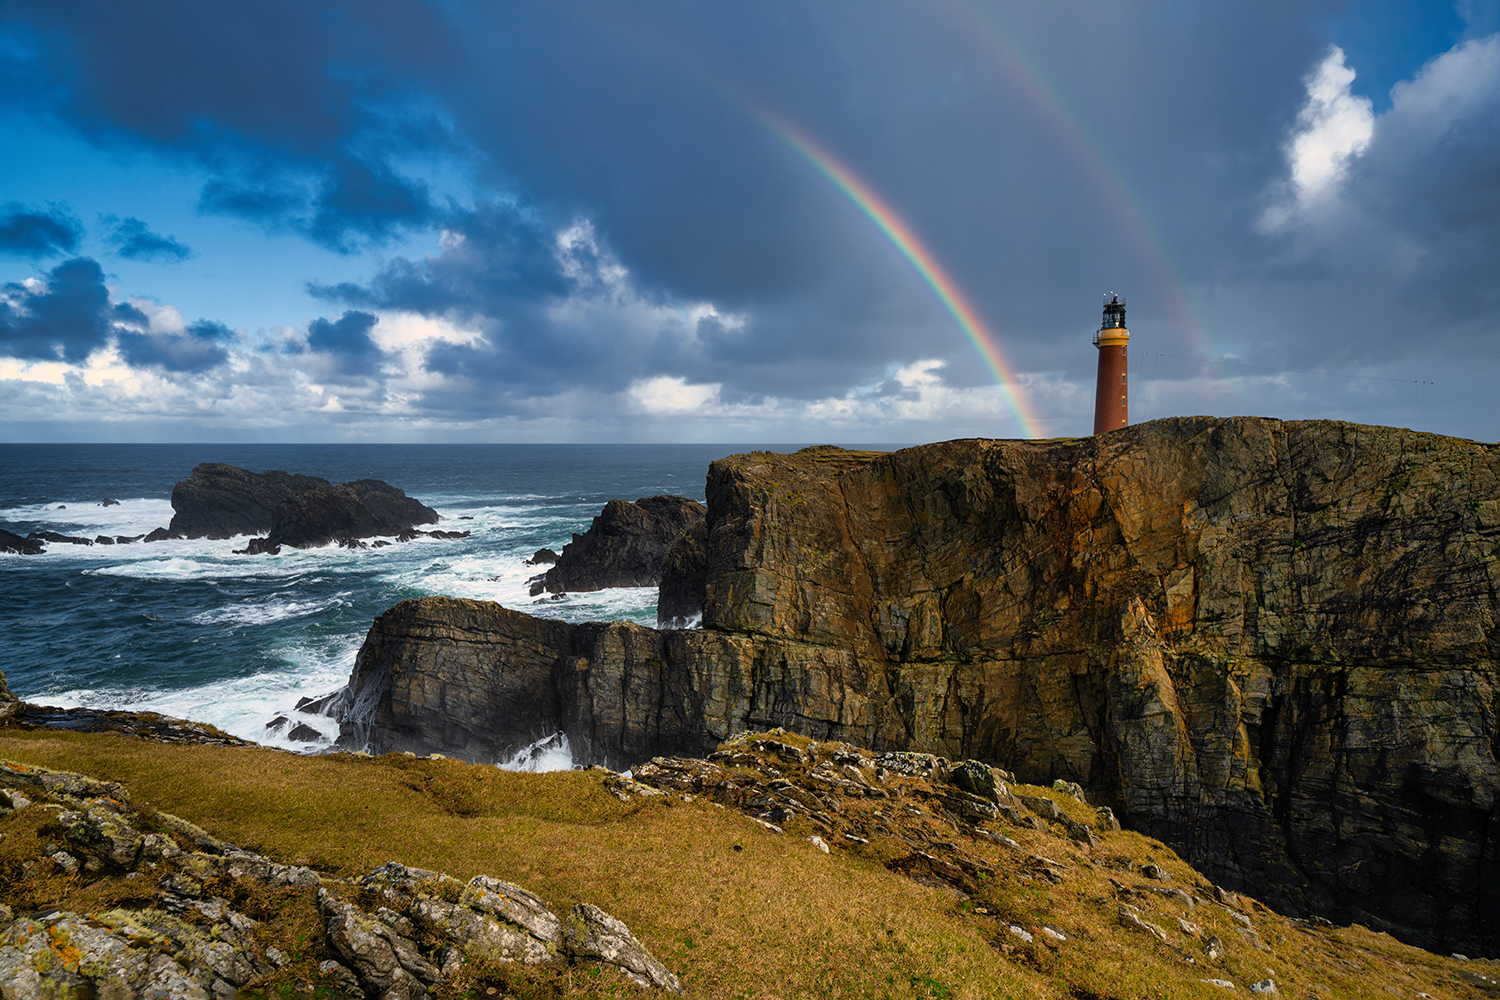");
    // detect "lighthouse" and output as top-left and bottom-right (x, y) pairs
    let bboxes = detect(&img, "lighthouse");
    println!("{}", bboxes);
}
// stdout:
(1092, 294), (1129, 435)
